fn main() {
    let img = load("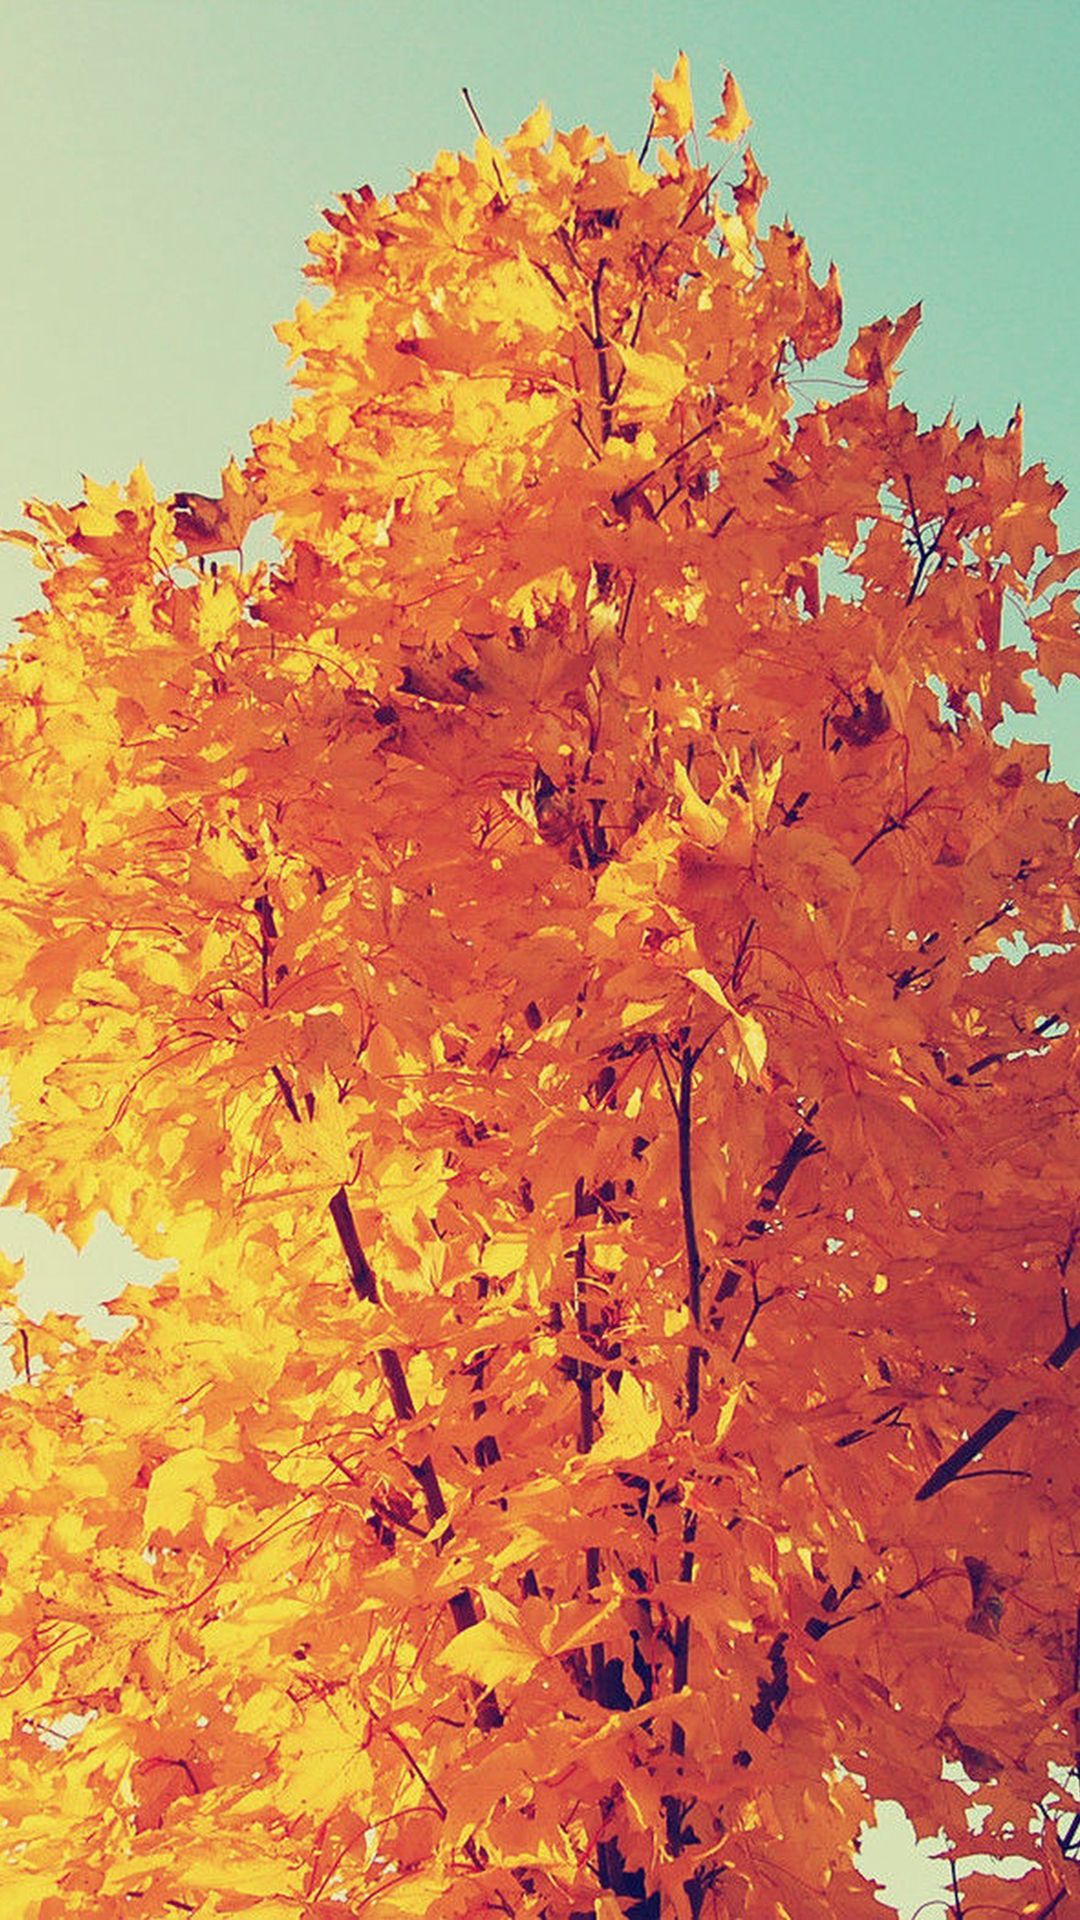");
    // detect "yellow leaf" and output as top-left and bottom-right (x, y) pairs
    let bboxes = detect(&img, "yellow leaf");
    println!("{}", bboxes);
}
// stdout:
(651, 51), (694, 142)
(376, 1870), (456, 1916)
(143, 1446), (214, 1537)
(674, 760), (728, 847)
(271, 1068), (355, 1195)
(618, 343), (687, 415)
(686, 968), (767, 1080)
(844, 301), (922, 390)
(437, 1618), (540, 1689)
(275, 1698), (373, 1815)
(480, 1231), (528, 1277)
(592, 1370), (662, 1463)
(708, 71), (752, 142)
(714, 1381), (743, 1444)
(169, 454), (266, 556)
(202, 1594), (310, 1660)
(621, 998), (670, 1029)
(0, 1871), (59, 1919)
(508, 102), (553, 156)
(182, 1841), (304, 1896)
(686, 964), (735, 1013)
(730, 1007), (767, 1080)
